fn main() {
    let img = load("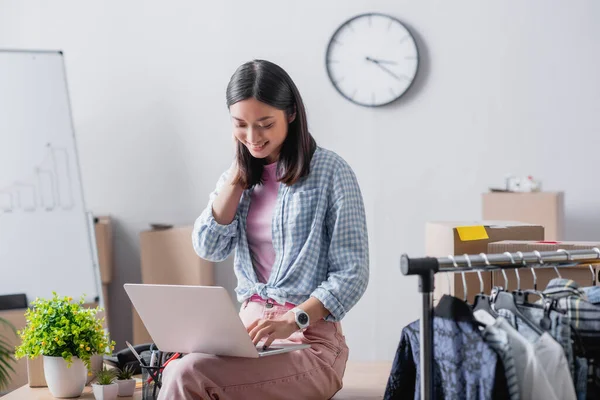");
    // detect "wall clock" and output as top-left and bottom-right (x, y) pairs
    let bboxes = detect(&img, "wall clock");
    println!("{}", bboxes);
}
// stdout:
(325, 13), (419, 107)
